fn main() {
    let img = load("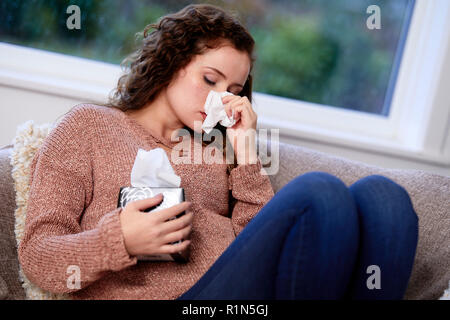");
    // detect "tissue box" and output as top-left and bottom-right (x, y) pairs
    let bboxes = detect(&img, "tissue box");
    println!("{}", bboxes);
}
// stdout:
(117, 186), (190, 263)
